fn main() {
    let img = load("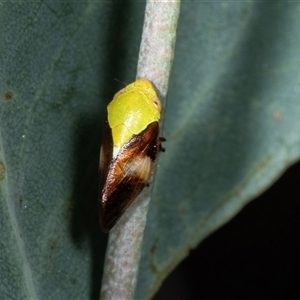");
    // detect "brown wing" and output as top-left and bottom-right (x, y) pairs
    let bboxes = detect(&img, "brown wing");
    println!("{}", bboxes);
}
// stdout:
(99, 121), (161, 232)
